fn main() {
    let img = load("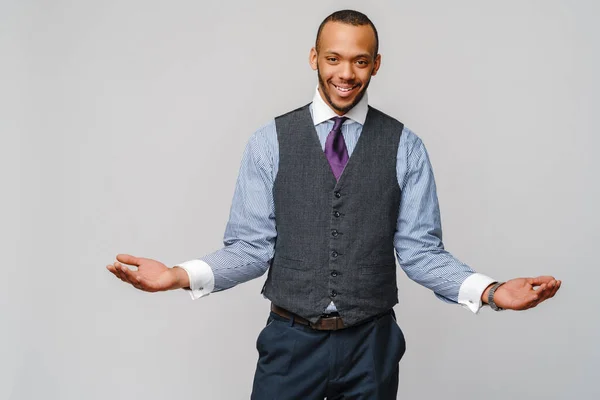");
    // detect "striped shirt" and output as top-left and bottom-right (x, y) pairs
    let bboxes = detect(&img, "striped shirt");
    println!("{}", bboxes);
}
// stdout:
(177, 88), (495, 314)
